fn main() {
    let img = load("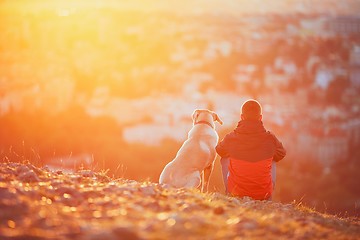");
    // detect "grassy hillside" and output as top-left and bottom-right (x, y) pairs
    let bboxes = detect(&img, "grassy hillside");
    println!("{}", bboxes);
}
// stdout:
(0, 162), (359, 240)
